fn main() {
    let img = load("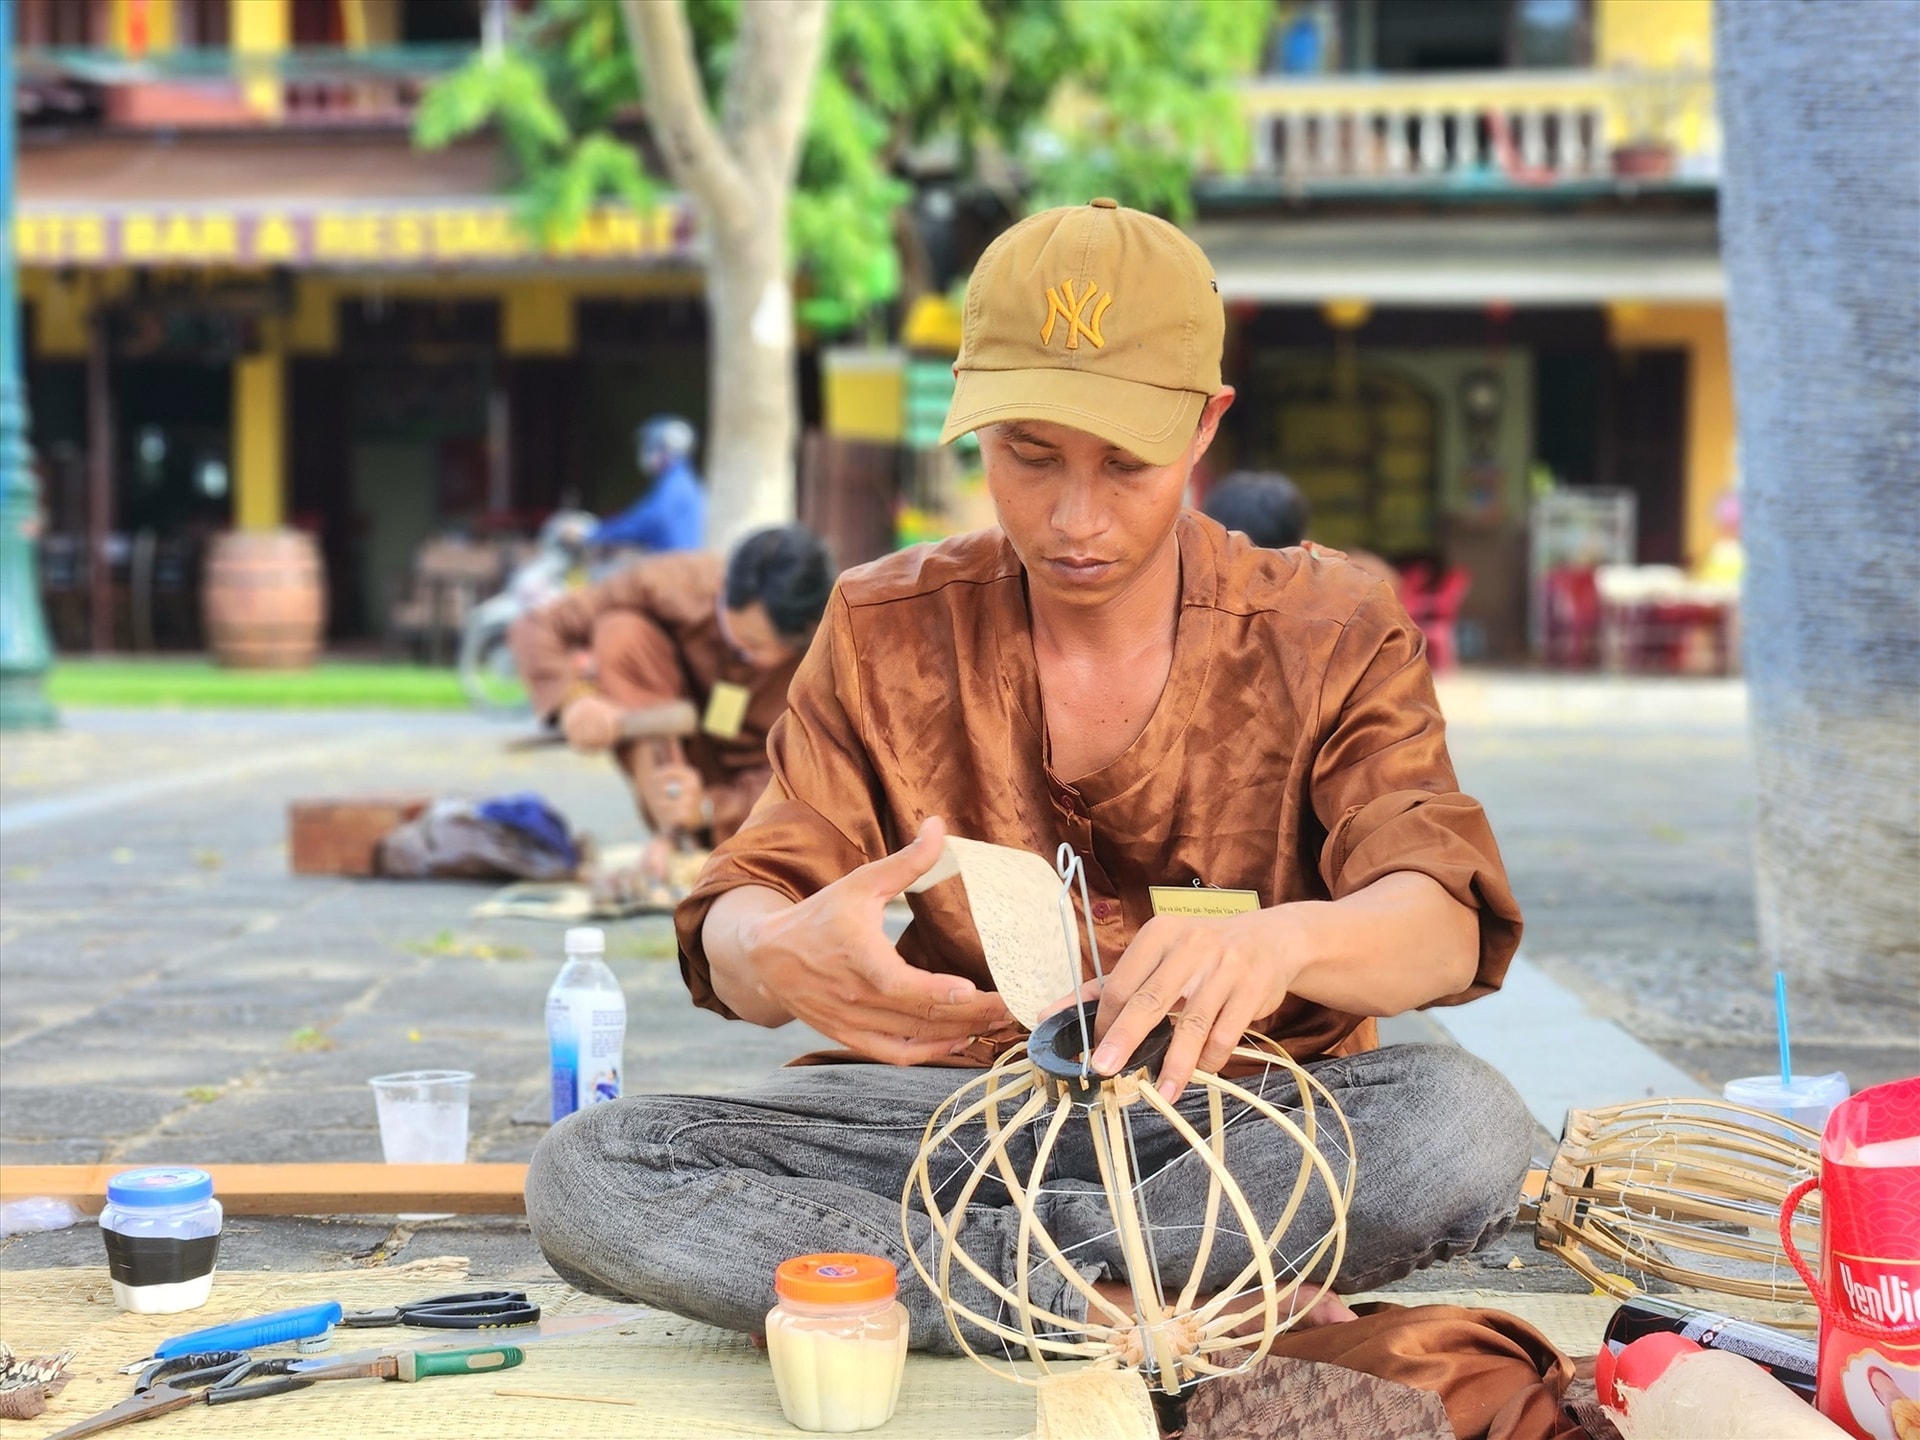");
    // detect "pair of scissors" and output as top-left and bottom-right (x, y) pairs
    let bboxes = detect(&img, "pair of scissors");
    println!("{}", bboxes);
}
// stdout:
(51, 1344), (524, 1440)
(135, 1291), (540, 1366)
(339, 1290), (541, 1331)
